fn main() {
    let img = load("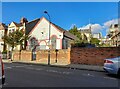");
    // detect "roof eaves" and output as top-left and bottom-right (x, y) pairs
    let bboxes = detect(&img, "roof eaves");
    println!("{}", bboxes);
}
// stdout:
(51, 22), (65, 32)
